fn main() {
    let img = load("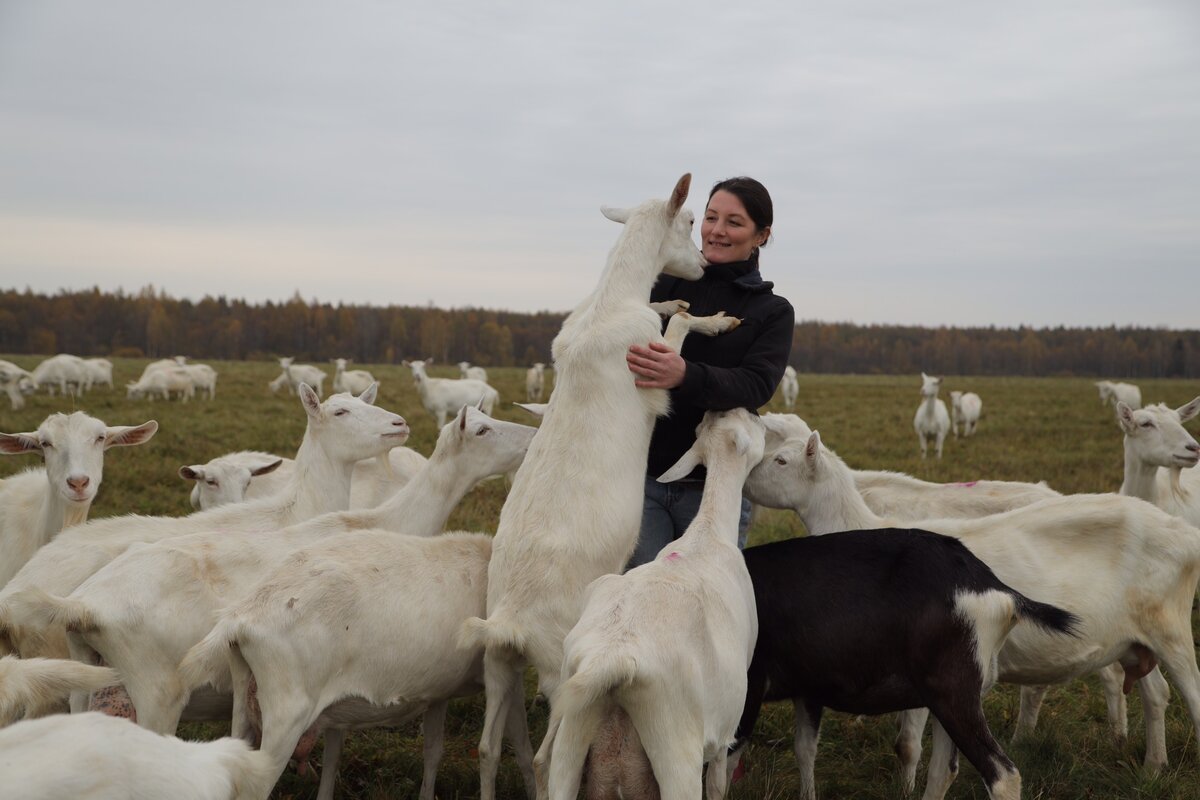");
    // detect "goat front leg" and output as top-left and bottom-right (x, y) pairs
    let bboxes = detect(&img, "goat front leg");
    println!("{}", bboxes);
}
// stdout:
(1137, 666), (1170, 773)
(649, 300), (689, 318)
(662, 311), (741, 352)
